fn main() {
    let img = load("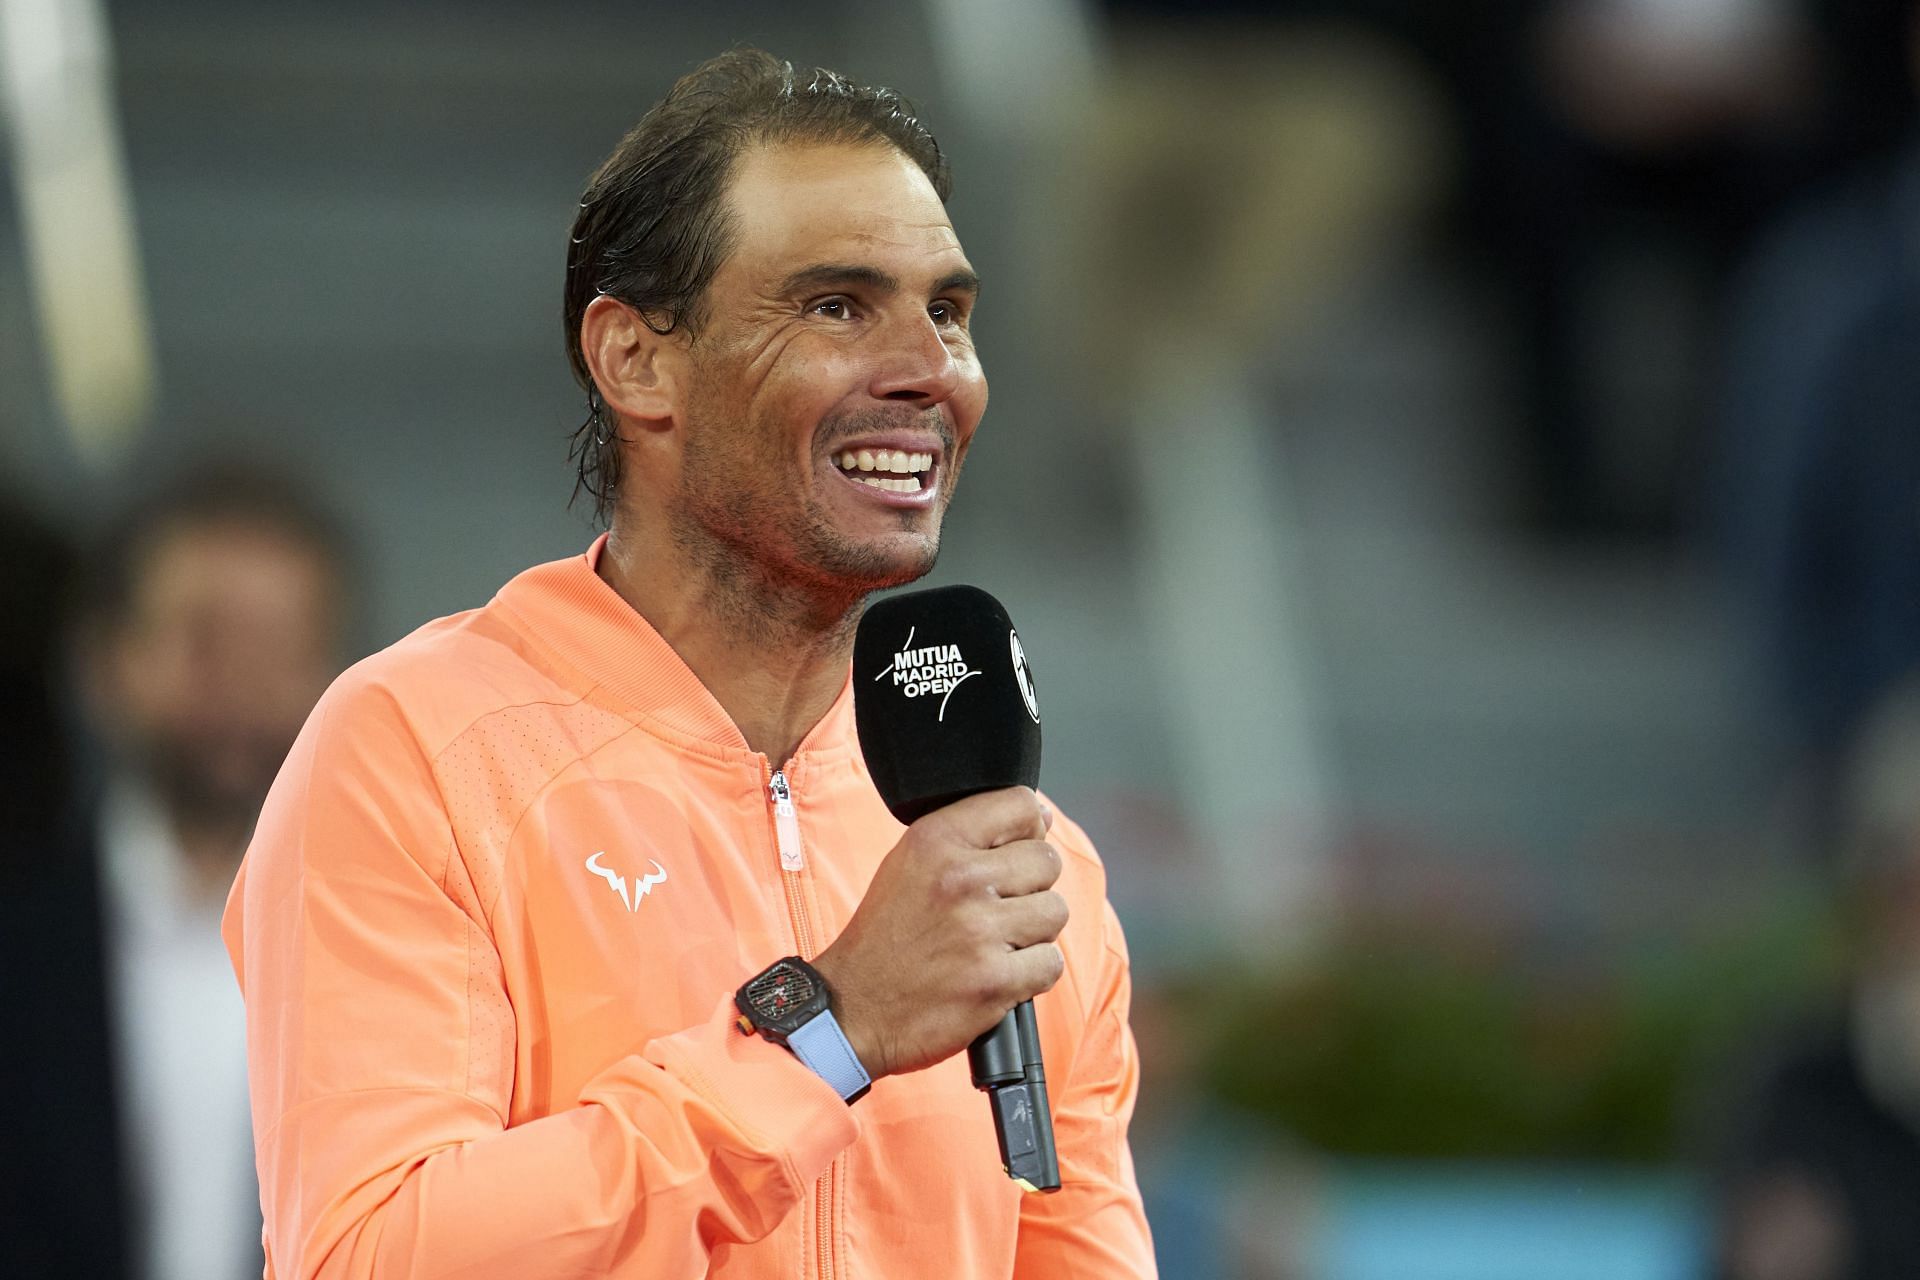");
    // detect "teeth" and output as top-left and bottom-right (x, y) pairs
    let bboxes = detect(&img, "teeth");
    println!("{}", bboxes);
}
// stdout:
(835, 448), (935, 477)
(851, 475), (921, 493)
